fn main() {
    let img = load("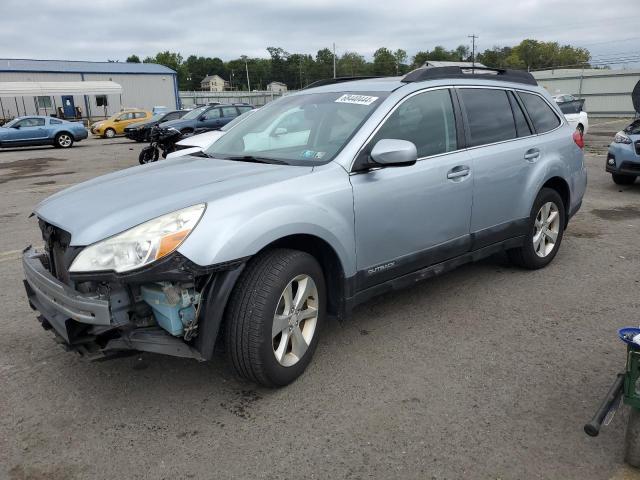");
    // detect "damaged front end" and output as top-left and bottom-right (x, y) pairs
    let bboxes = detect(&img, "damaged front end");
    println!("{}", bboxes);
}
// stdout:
(23, 221), (244, 361)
